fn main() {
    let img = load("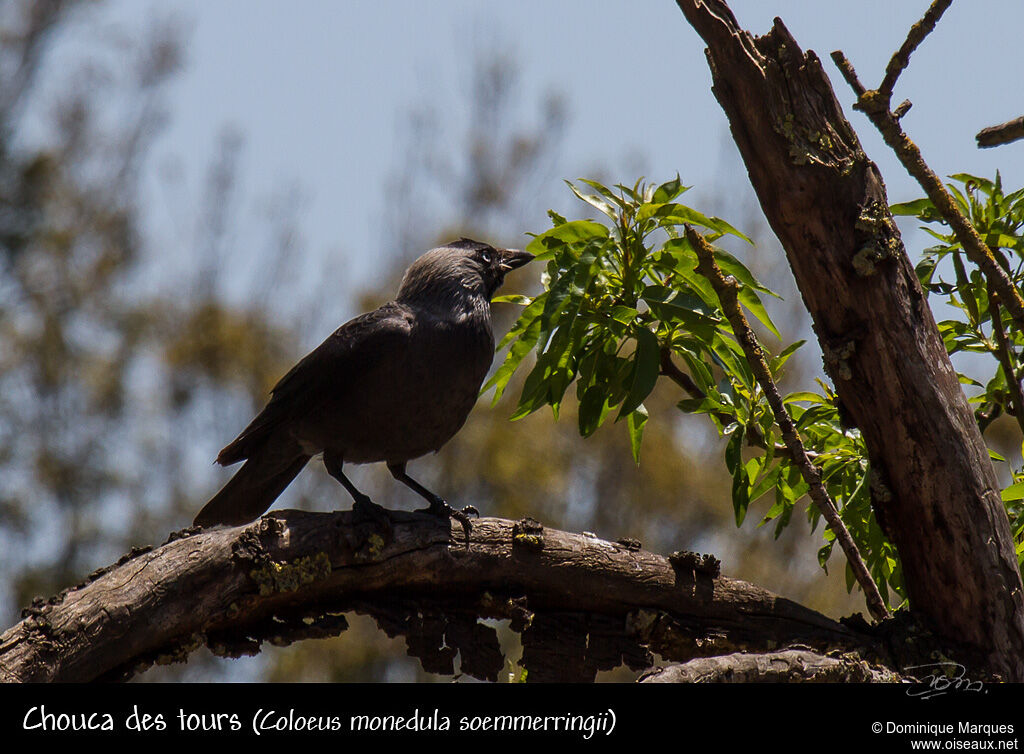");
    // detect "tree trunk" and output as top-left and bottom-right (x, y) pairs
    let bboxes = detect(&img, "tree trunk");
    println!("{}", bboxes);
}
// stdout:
(676, 0), (1024, 681)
